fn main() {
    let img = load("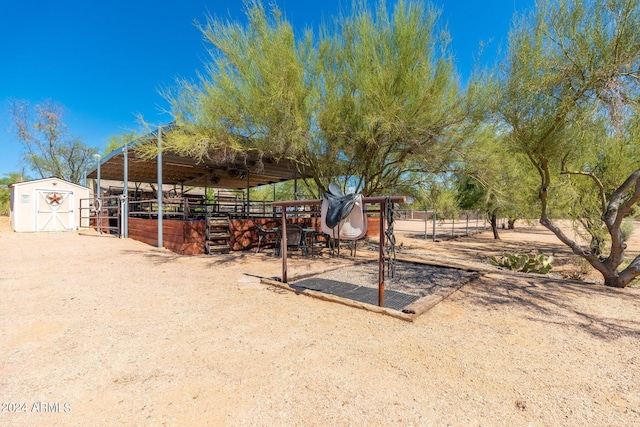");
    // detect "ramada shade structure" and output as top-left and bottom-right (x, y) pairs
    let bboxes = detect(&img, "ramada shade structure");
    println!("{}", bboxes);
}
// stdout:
(86, 123), (307, 190)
